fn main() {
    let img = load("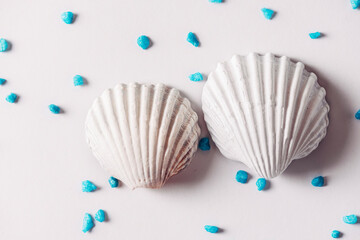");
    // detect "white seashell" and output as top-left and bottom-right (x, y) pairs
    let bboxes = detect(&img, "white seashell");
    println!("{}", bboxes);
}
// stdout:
(85, 83), (200, 189)
(202, 53), (330, 179)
